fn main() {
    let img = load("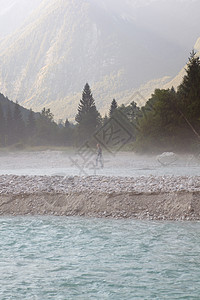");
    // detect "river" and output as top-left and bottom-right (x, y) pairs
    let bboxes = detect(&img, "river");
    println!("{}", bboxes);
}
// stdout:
(0, 217), (200, 299)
